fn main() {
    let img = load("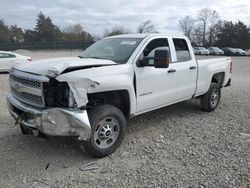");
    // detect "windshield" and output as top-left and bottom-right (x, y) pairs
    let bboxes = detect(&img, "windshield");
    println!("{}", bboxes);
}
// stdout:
(79, 38), (142, 64)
